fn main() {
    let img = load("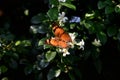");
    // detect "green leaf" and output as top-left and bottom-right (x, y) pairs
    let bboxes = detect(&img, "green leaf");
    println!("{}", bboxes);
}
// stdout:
(38, 38), (47, 46)
(98, 1), (106, 9)
(105, 6), (114, 14)
(22, 40), (31, 46)
(24, 9), (29, 16)
(107, 27), (117, 37)
(39, 59), (49, 69)
(47, 68), (61, 80)
(115, 4), (120, 14)
(45, 51), (56, 62)
(85, 11), (95, 19)
(0, 65), (8, 74)
(104, 0), (113, 6)
(97, 32), (107, 45)
(15, 40), (31, 46)
(15, 40), (21, 46)
(30, 24), (48, 34)
(31, 13), (47, 24)
(83, 21), (95, 34)
(47, 8), (58, 20)
(60, 3), (76, 10)
(49, 0), (59, 6)
(0, 33), (14, 41)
